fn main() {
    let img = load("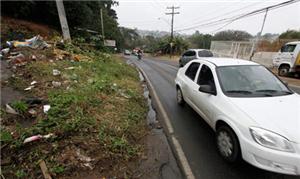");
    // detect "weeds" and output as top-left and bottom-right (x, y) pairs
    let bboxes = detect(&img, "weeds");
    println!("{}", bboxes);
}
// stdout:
(50, 165), (65, 174)
(15, 170), (26, 178)
(0, 129), (13, 142)
(11, 100), (28, 113)
(2, 48), (147, 178)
